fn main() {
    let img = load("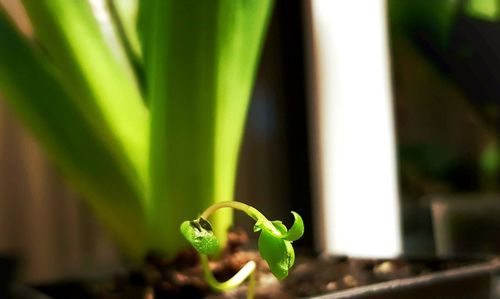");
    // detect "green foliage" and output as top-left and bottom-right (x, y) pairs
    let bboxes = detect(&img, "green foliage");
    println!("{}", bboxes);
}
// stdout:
(279, 212), (305, 242)
(0, 1), (274, 260)
(181, 202), (304, 287)
(257, 222), (296, 280)
(180, 218), (220, 255)
(389, 0), (460, 49)
(254, 213), (303, 280)
(141, 0), (274, 256)
(465, 0), (500, 21)
(0, 8), (148, 258)
(21, 0), (149, 181)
